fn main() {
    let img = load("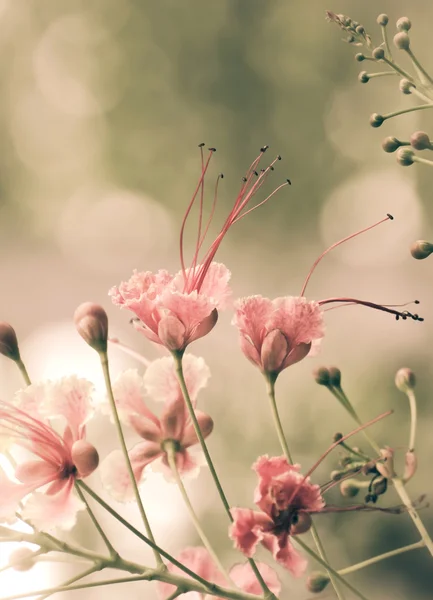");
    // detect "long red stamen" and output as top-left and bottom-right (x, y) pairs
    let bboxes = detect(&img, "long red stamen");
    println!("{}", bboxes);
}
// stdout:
(323, 299), (420, 313)
(318, 297), (424, 321)
(300, 214), (394, 297)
